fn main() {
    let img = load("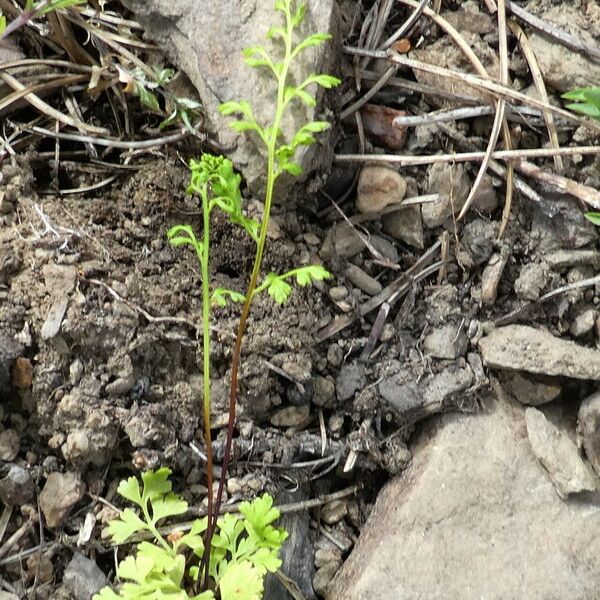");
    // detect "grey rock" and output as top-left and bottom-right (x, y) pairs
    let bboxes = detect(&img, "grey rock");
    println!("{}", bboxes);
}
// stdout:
(0, 429), (19, 461)
(0, 332), (23, 395)
(370, 235), (399, 263)
(514, 263), (549, 301)
(40, 472), (85, 528)
(530, 196), (596, 251)
(69, 358), (84, 385)
(321, 223), (365, 260)
(499, 370), (561, 406)
(525, 407), (597, 498)
(422, 322), (468, 360)
(528, 6), (600, 92)
(105, 375), (134, 396)
(470, 174), (498, 214)
(312, 375), (335, 408)
(336, 362), (366, 401)
(315, 548), (342, 569)
(329, 394), (600, 600)
(41, 297), (69, 340)
(456, 219), (496, 268)
(270, 405), (310, 428)
(379, 365), (473, 422)
(314, 561), (342, 598)
(381, 205), (424, 248)
(480, 249), (509, 306)
(345, 264), (382, 296)
(327, 343), (343, 368)
(328, 285), (348, 301)
(121, 0), (339, 199)
(578, 391), (600, 479)
(62, 430), (91, 463)
(0, 465), (34, 506)
(63, 552), (109, 600)
(479, 325), (600, 380)
(570, 308), (597, 338)
(546, 249), (600, 270)
(356, 166), (406, 214)
(0, 593), (19, 600)
(321, 499), (347, 525)
(423, 163), (470, 228)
